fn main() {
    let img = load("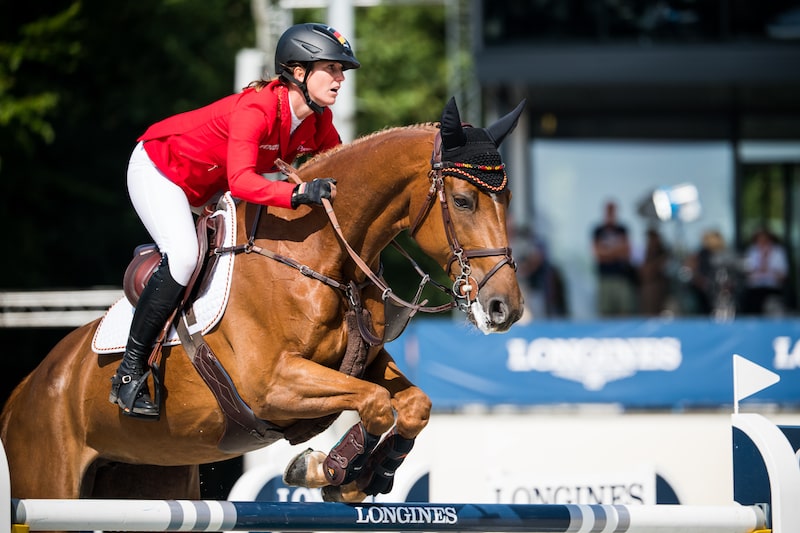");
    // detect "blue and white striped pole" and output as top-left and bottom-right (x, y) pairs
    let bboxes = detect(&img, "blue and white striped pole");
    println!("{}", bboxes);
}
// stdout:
(12, 500), (766, 533)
